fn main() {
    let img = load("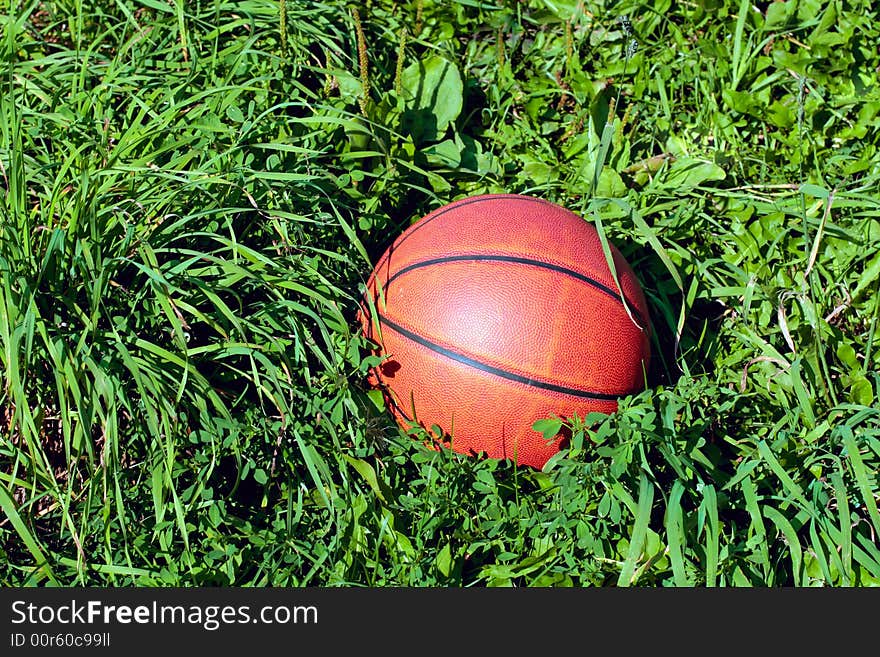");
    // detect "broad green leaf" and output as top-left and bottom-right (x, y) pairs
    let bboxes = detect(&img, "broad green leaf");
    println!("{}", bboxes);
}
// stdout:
(401, 55), (463, 143)
(522, 157), (557, 183)
(852, 251), (880, 302)
(596, 168), (626, 198)
(850, 376), (874, 406)
(661, 157), (727, 192)
(722, 89), (763, 116)
(535, 0), (581, 21)
(342, 453), (389, 504)
(225, 104), (245, 123)
(799, 183), (829, 199)
(424, 139), (461, 167)
(836, 342), (859, 370)
(532, 418), (563, 441)
(764, 1), (794, 30)
(435, 543), (453, 577)
(366, 388), (386, 411)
